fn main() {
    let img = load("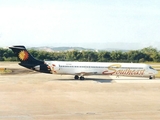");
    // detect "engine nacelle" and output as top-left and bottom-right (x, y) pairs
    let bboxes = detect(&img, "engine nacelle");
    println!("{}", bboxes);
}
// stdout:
(34, 65), (40, 71)
(34, 64), (51, 73)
